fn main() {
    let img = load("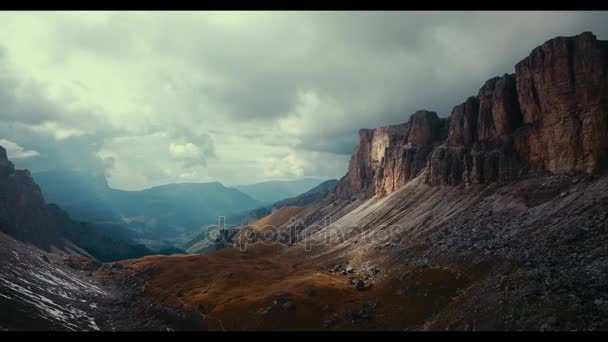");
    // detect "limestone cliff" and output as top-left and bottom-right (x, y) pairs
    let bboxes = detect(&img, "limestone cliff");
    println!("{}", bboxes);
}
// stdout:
(336, 32), (608, 199)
